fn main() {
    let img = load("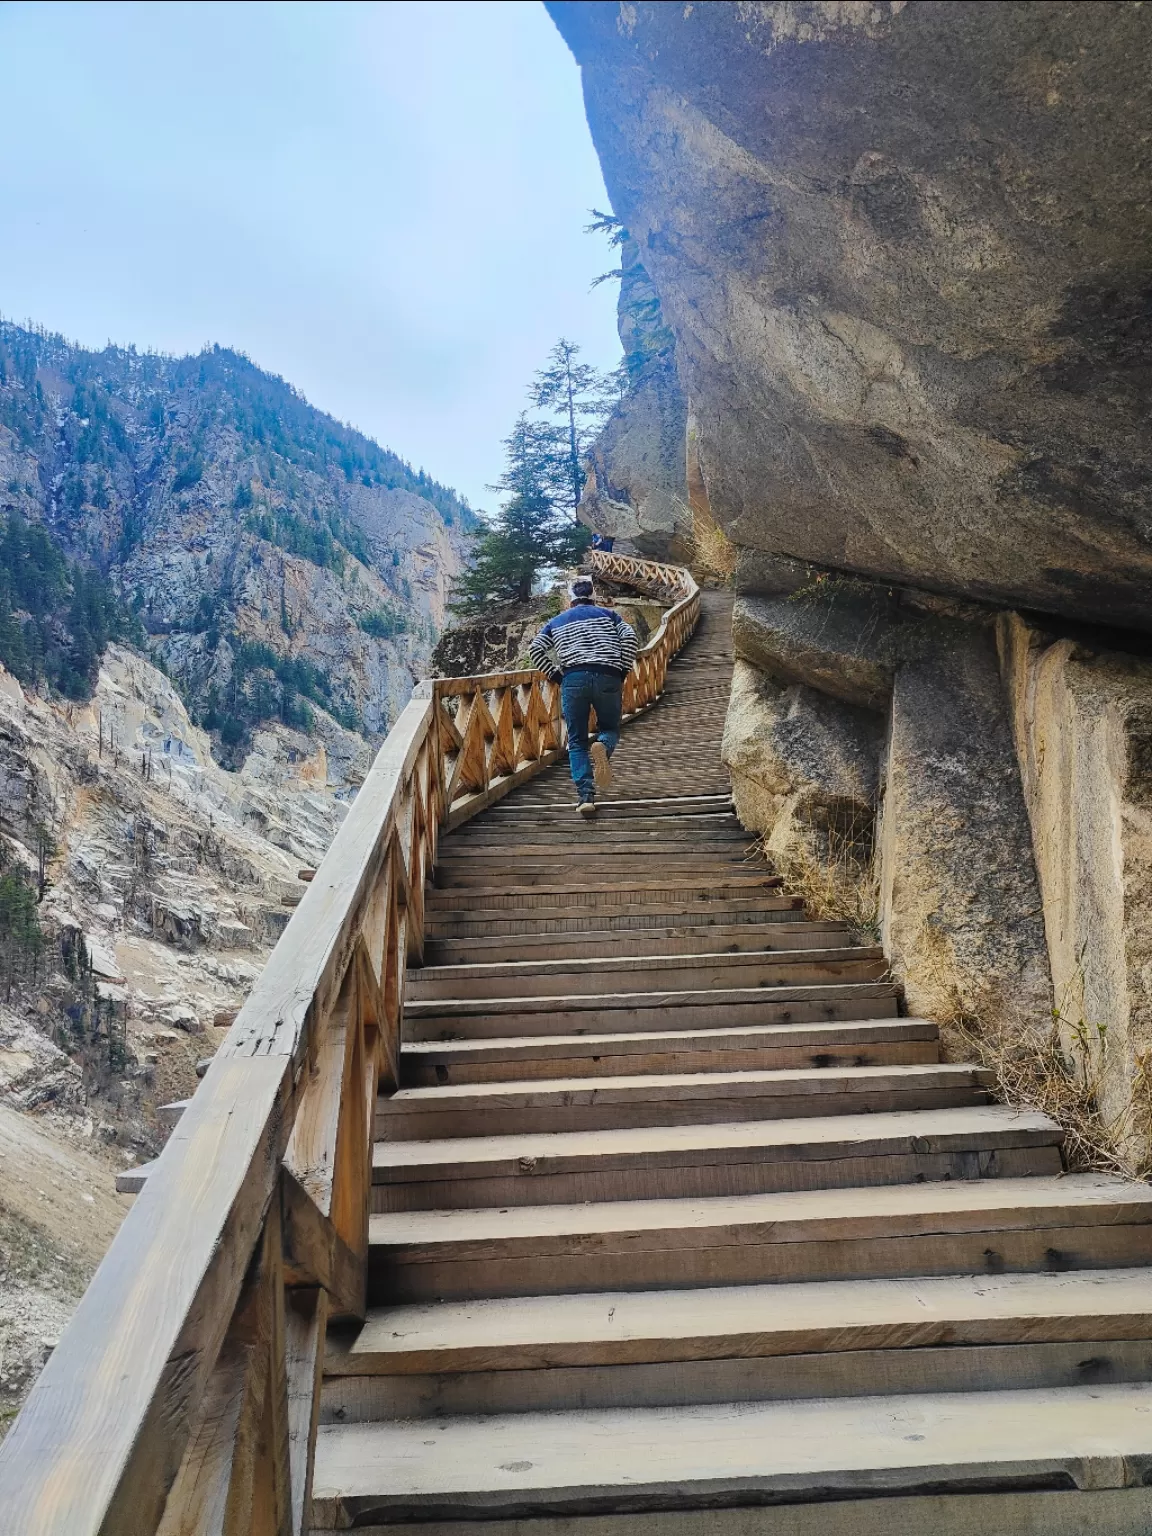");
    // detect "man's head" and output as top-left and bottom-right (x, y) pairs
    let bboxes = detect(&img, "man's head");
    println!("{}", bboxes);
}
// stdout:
(568, 576), (596, 605)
